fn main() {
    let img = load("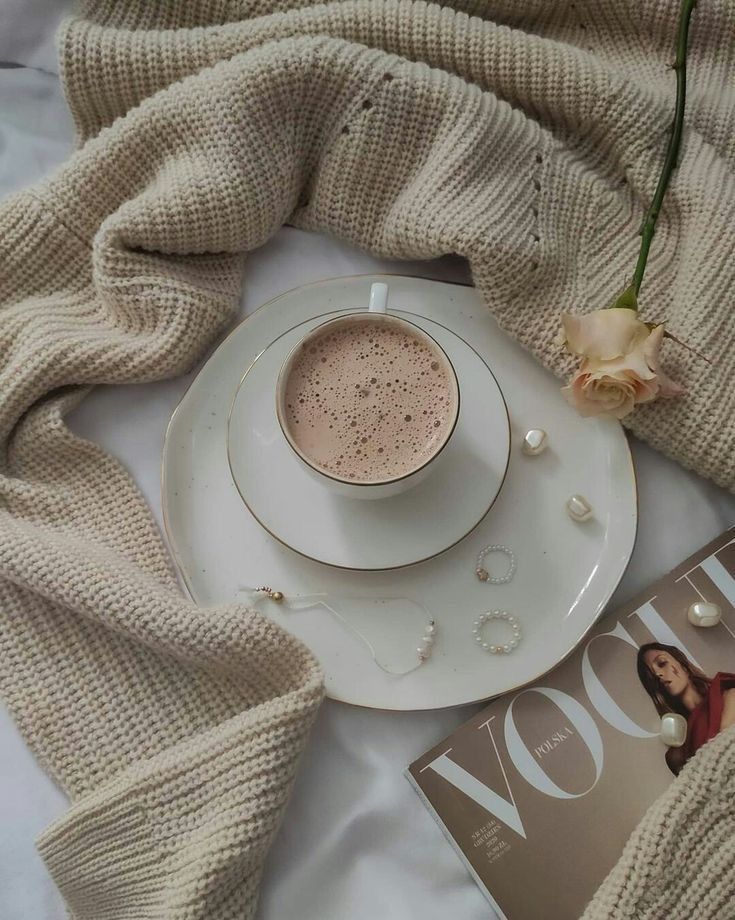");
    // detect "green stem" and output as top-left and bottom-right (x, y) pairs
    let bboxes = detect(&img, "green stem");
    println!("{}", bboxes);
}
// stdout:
(630, 0), (697, 298)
